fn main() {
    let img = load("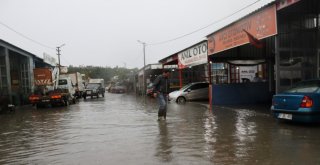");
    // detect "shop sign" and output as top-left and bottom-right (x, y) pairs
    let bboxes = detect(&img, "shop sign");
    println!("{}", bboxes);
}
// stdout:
(207, 4), (277, 55)
(239, 66), (257, 82)
(178, 42), (208, 69)
(277, 0), (300, 10)
(43, 53), (57, 66)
